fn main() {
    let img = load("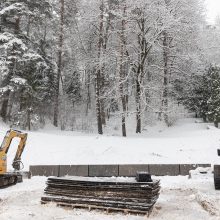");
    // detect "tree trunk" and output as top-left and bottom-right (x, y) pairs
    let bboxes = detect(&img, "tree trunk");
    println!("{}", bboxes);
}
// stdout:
(15, 17), (20, 34)
(99, 2), (111, 127)
(27, 108), (31, 131)
(95, 0), (106, 135)
(118, 2), (127, 137)
(134, 13), (151, 134)
(95, 70), (103, 134)
(54, 0), (64, 127)
(136, 79), (141, 133)
(86, 71), (91, 116)
(26, 15), (31, 37)
(101, 100), (106, 125)
(6, 91), (14, 122)
(95, 0), (112, 133)
(162, 31), (169, 126)
(0, 92), (9, 122)
(99, 65), (106, 126)
(202, 115), (207, 122)
(121, 96), (127, 137)
(214, 120), (218, 128)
